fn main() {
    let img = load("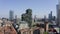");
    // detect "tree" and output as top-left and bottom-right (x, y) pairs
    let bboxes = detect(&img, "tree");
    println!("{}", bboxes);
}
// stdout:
(21, 9), (32, 28)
